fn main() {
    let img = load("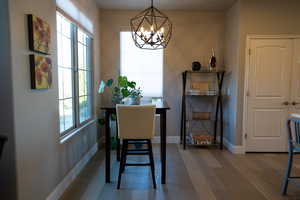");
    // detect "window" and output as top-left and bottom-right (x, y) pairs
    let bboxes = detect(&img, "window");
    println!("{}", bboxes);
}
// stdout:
(120, 32), (163, 98)
(57, 12), (93, 135)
